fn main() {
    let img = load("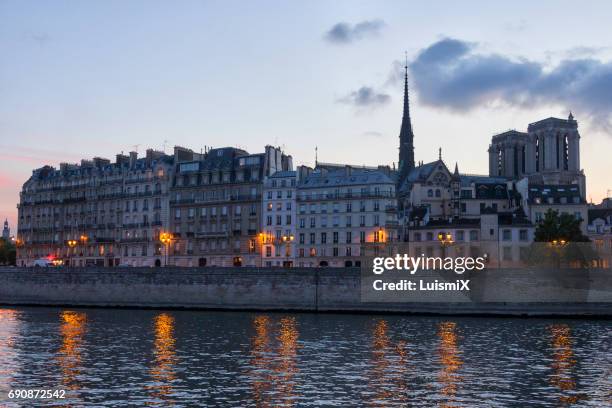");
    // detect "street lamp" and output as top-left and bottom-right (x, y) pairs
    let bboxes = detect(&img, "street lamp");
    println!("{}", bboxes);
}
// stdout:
(159, 232), (173, 267)
(67, 239), (77, 267)
(78, 234), (88, 260)
(550, 239), (568, 247)
(437, 231), (454, 257)
(281, 235), (295, 267)
(549, 239), (569, 268)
